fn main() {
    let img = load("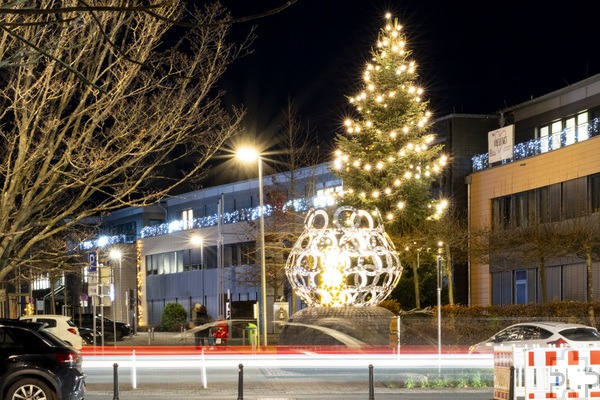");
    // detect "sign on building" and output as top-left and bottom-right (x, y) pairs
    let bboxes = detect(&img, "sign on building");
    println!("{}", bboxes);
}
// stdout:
(488, 124), (514, 163)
